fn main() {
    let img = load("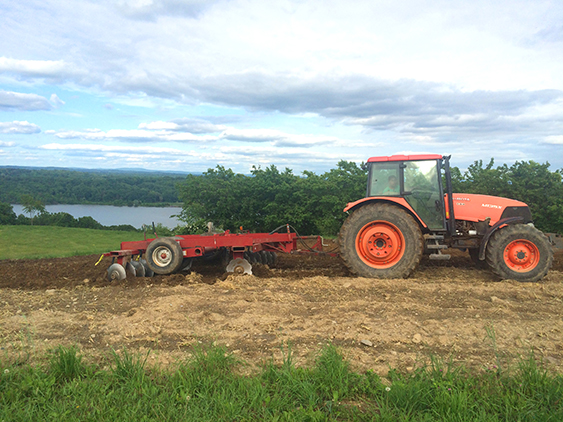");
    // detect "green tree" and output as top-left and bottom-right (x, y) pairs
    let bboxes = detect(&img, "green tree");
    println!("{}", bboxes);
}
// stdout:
(0, 202), (17, 225)
(505, 161), (563, 233)
(20, 194), (46, 225)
